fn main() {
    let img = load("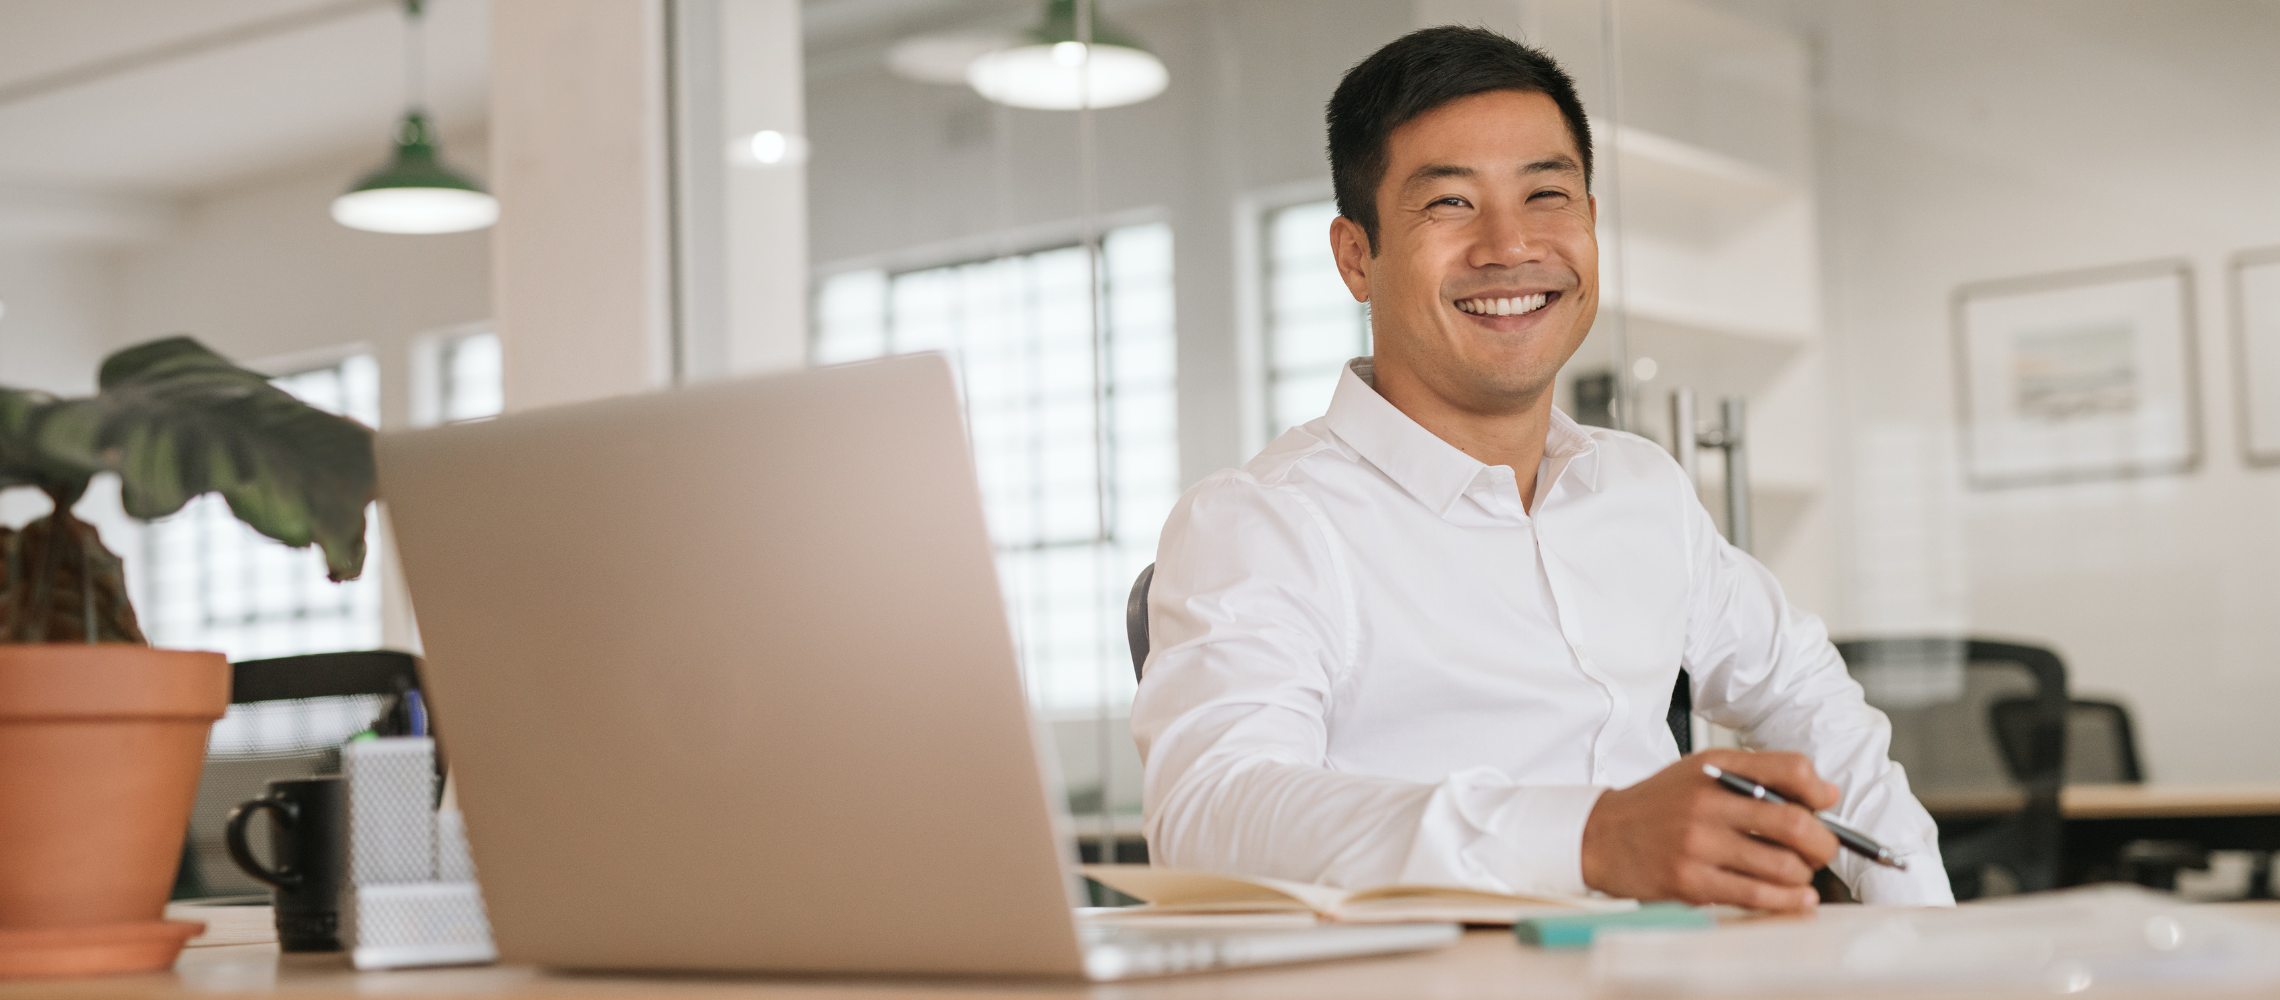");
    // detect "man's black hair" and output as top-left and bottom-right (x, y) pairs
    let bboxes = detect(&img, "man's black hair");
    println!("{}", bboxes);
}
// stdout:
(1327, 26), (1593, 255)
